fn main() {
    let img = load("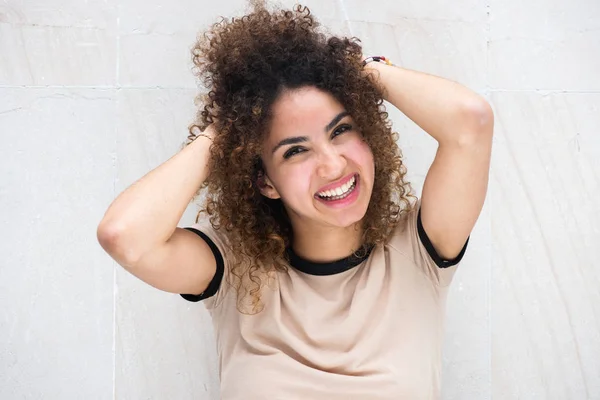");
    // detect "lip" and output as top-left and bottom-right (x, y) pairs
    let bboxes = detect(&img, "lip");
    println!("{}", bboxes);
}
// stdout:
(314, 174), (360, 208)
(315, 173), (357, 195)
